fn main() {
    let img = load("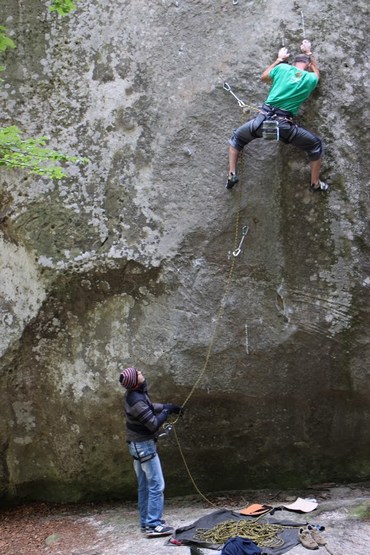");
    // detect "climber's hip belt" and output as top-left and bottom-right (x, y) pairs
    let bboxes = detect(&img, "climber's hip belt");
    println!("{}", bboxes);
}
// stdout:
(262, 103), (294, 120)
